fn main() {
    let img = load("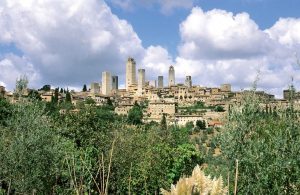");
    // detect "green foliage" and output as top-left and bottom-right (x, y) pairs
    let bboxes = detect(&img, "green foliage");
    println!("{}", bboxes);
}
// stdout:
(82, 84), (87, 92)
(0, 98), (12, 126)
(65, 90), (72, 102)
(0, 102), (69, 194)
(185, 121), (194, 131)
(219, 91), (300, 194)
(15, 75), (28, 96)
(0, 99), (202, 194)
(196, 120), (206, 130)
(40, 84), (51, 91)
(127, 102), (143, 125)
(85, 97), (96, 105)
(214, 105), (225, 112)
(28, 90), (42, 101)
